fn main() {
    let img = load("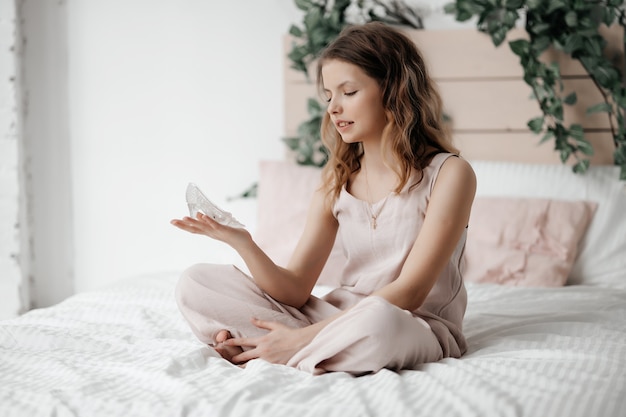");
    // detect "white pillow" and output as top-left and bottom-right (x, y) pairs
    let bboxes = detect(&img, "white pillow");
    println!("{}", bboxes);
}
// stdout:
(469, 160), (626, 289)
